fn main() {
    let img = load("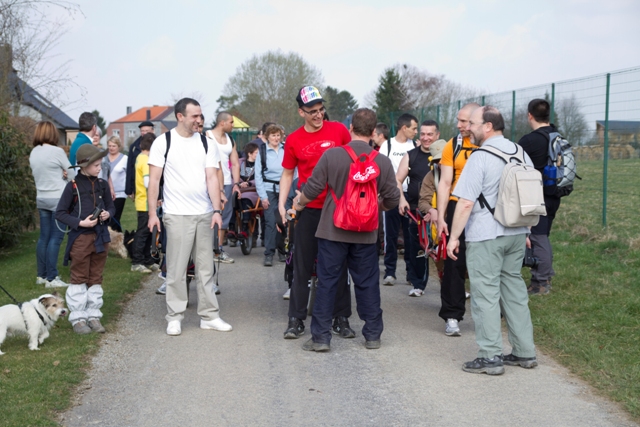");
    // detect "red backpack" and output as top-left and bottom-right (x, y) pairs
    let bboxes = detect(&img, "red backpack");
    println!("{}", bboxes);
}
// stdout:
(330, 146), (380, 232)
